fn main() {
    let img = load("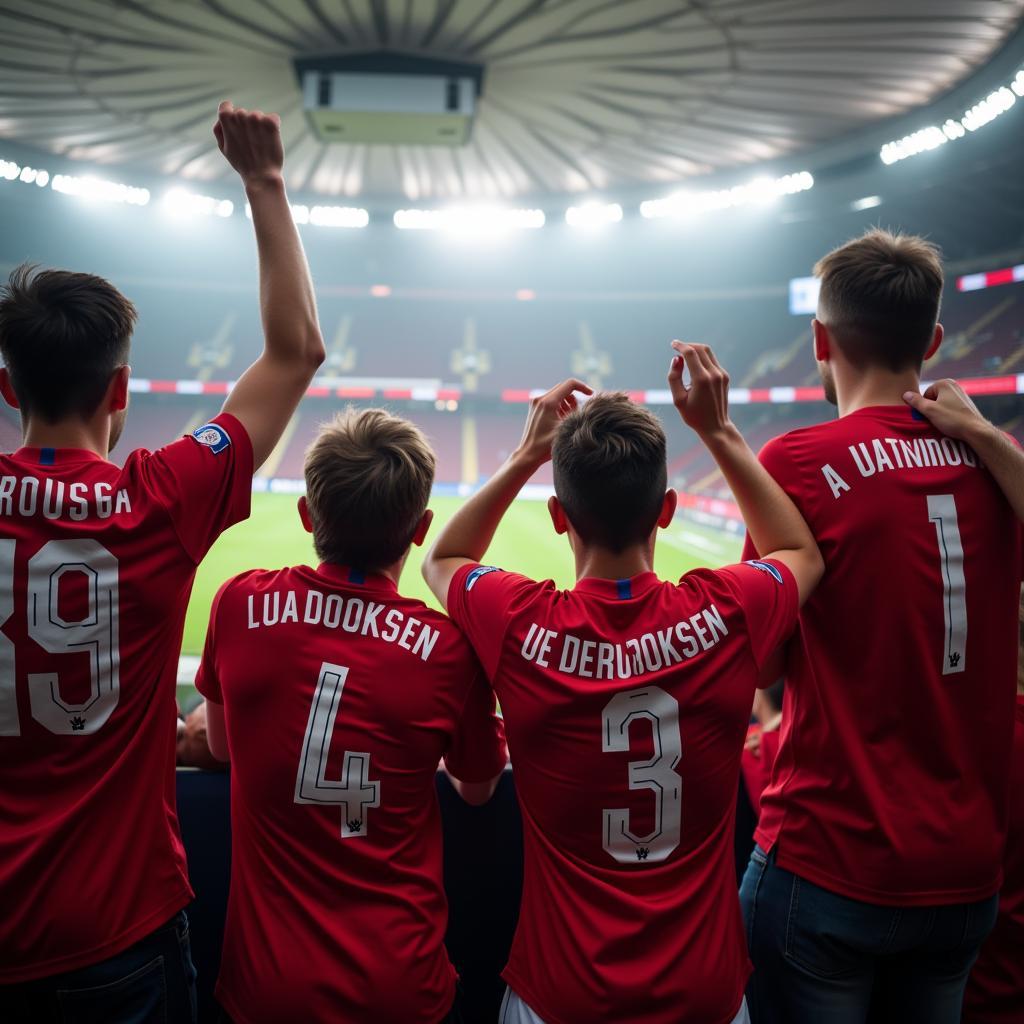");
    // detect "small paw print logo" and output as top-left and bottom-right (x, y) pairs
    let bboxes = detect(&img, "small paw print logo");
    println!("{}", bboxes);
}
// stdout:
(346, 819), (363, 834)
(635, 847), (650, 862)
(70, 716), (86, 731)
(949, 652), (961, 669)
